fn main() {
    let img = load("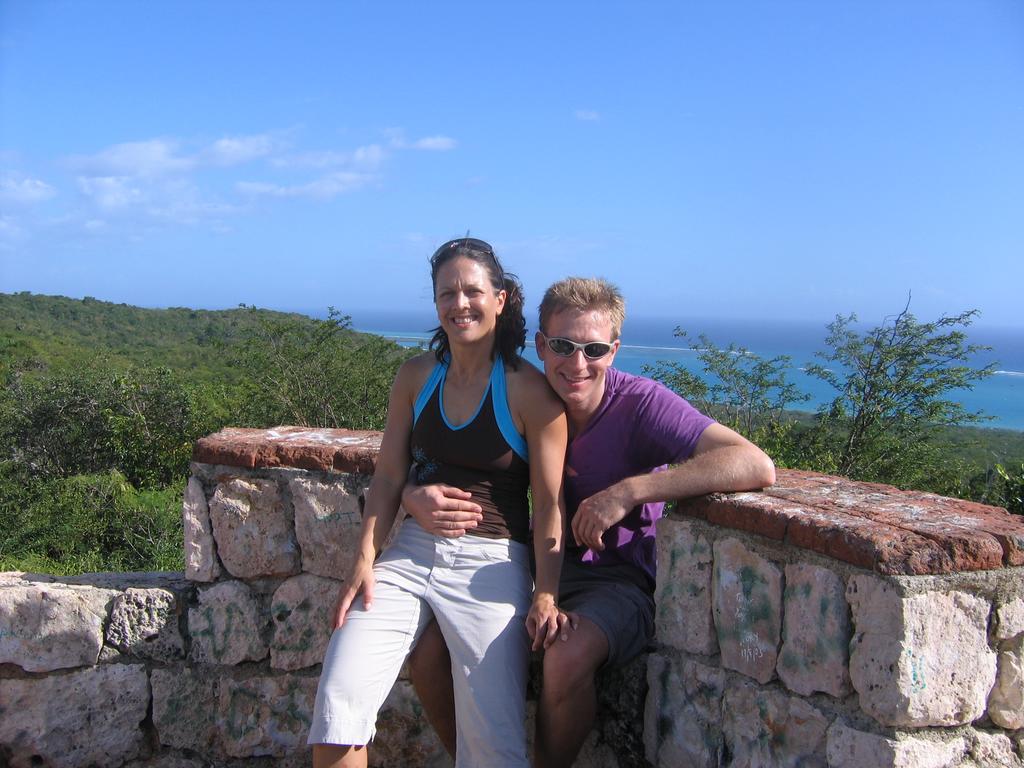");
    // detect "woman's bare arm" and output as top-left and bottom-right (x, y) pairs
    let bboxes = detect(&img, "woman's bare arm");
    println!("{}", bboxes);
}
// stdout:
(509, 363), (568, 650)
(332, 354), (430, 626)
